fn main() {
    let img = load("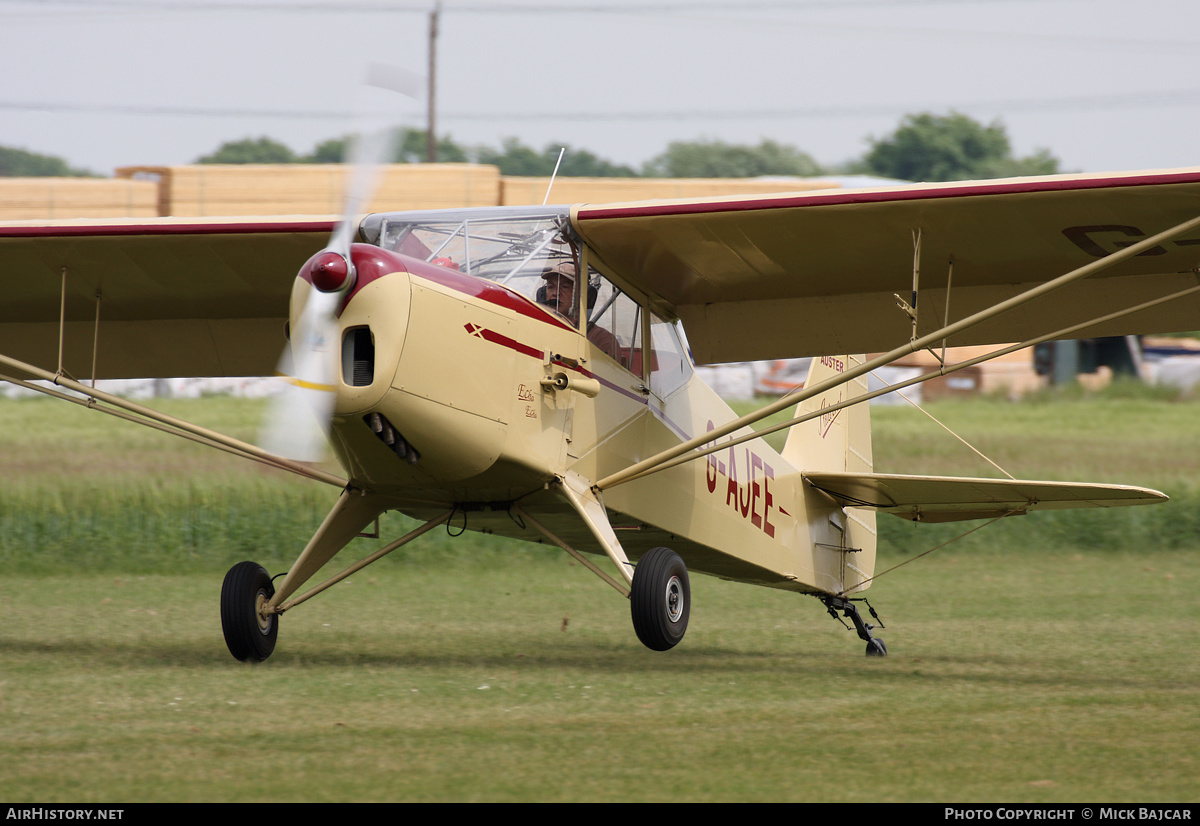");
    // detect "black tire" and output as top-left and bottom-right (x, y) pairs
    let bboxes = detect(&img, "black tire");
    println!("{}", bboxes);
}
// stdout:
(630, 547), (690, 651)
(866, 638), (888, 657)
(221, 561), (278, 662)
